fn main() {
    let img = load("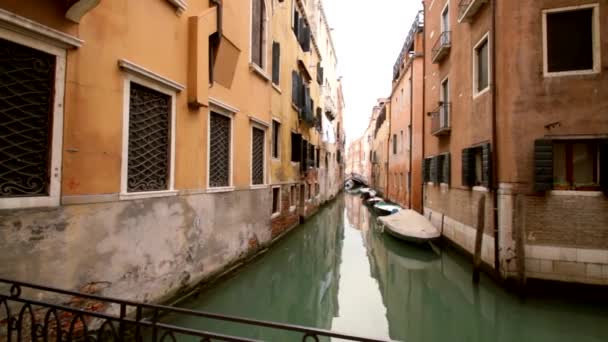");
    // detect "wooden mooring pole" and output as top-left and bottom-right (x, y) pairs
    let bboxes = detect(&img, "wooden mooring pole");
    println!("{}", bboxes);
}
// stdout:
(472, 196), (486, 284)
